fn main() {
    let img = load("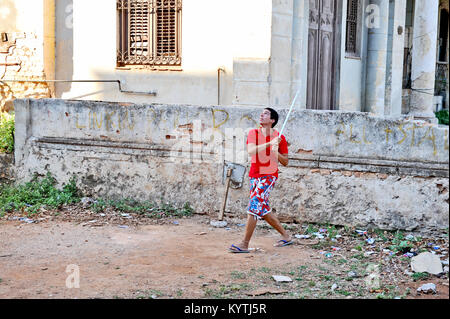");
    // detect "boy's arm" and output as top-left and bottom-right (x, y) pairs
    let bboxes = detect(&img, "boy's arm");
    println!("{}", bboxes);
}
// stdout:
(247, 138), (279, 156)
(271, 136), (289, 166)
(277, 152), (289, 166)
